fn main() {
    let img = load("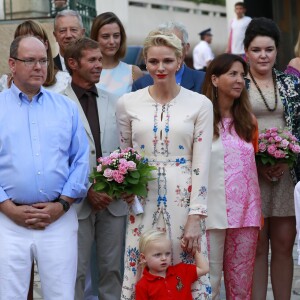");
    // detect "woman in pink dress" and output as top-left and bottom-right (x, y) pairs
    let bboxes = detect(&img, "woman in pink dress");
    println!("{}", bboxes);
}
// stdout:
(203, 53), (261, 299)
